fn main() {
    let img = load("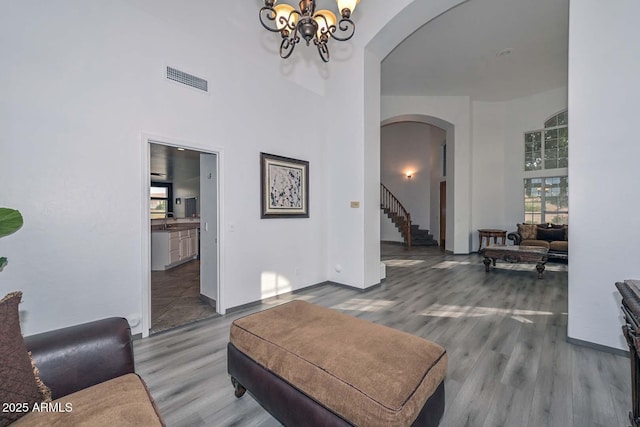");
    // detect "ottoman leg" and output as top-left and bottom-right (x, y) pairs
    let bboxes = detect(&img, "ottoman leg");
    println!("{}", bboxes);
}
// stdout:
(231, 377), (246, 398)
